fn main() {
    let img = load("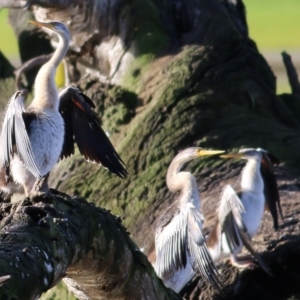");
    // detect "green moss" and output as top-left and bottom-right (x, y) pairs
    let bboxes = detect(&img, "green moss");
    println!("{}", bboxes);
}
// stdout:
(52, 33), (300, 257)
(53, 47), (218, 235)
(122, 53), (155, 92)
(40, 282), (77, 300)
(106, 85), (138, 109)
(128, 1), (168, 56)
(101, 86), (137, 133)
(121, 0), (168, 91)
(71, 48), (210, 222)
(0, 78), (15, 111)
